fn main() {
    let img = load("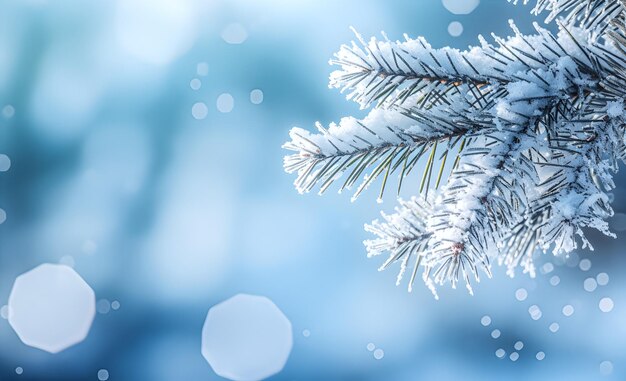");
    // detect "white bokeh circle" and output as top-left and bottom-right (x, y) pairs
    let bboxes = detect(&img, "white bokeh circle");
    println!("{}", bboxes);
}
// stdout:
(201, 294), (292, 381)
(115, 0), (198, 65)
(217, 93), (235, 113)
(221, 23), (248, 44)
(8, 264), (96, 353)
(442, 0), (480, 14)
(448, 21), (463, 37)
